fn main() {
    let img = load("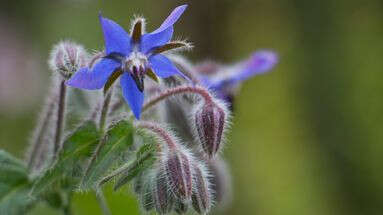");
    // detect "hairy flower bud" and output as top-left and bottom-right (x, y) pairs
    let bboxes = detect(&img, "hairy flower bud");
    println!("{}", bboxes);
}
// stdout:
(191, 163), (212, 214)
(194, 100), (228, 158)
(154, 170), (174, 214)
(139, 177), (155, 212)
(208, 158), (232, 207)
(164, 149), (193, 200)
(49, 41), (88, 79)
